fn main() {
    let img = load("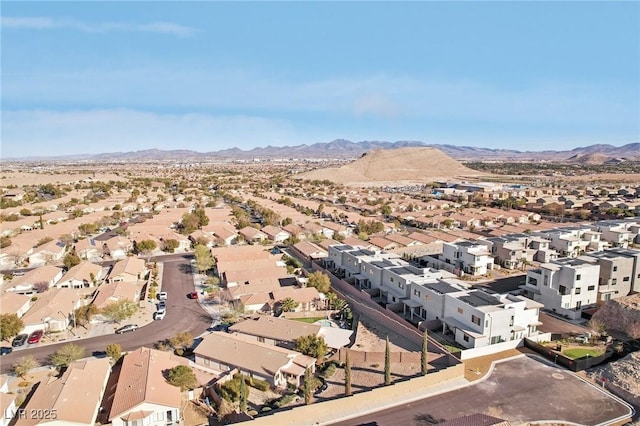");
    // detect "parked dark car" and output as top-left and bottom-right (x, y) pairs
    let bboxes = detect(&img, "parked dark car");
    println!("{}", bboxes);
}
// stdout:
(0, 347), (13, 356)
(314, 377), (328, 395)
(188, 291), (198, 299)
(12, 334), (28, 347)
